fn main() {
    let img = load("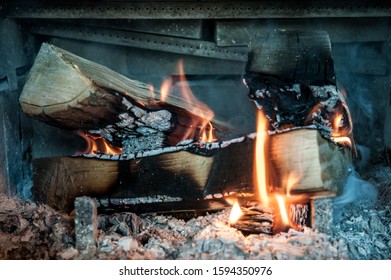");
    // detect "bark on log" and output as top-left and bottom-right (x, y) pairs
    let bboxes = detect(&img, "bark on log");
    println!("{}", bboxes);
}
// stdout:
(247, 30), (336, 85)
(244, 29), (356, 155)
(33, 129), (348, 212)
(19, 43), (227, 150)
(33, 151), (213, 212)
